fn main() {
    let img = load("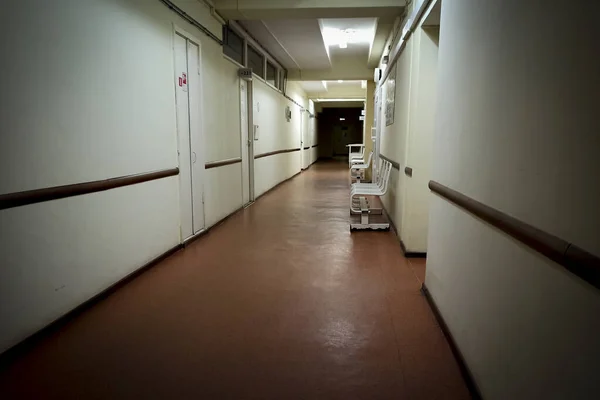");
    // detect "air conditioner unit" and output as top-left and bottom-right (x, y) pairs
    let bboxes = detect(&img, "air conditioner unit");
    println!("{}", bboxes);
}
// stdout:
(374, 68), (382, 83)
